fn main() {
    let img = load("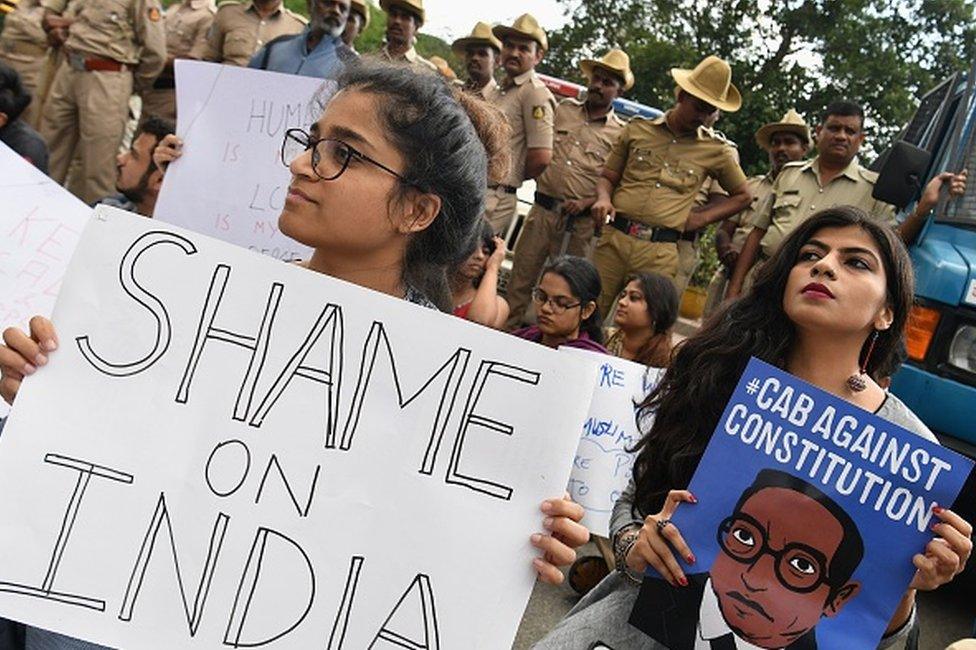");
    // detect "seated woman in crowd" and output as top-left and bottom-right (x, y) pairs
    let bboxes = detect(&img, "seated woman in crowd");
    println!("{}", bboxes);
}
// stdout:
(513, 255), (607, 353)
(0, 62), (588, 649)
(448, 219), (510, 328)
(604, 272), (678, 368)
(535, 206), (972, 649)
